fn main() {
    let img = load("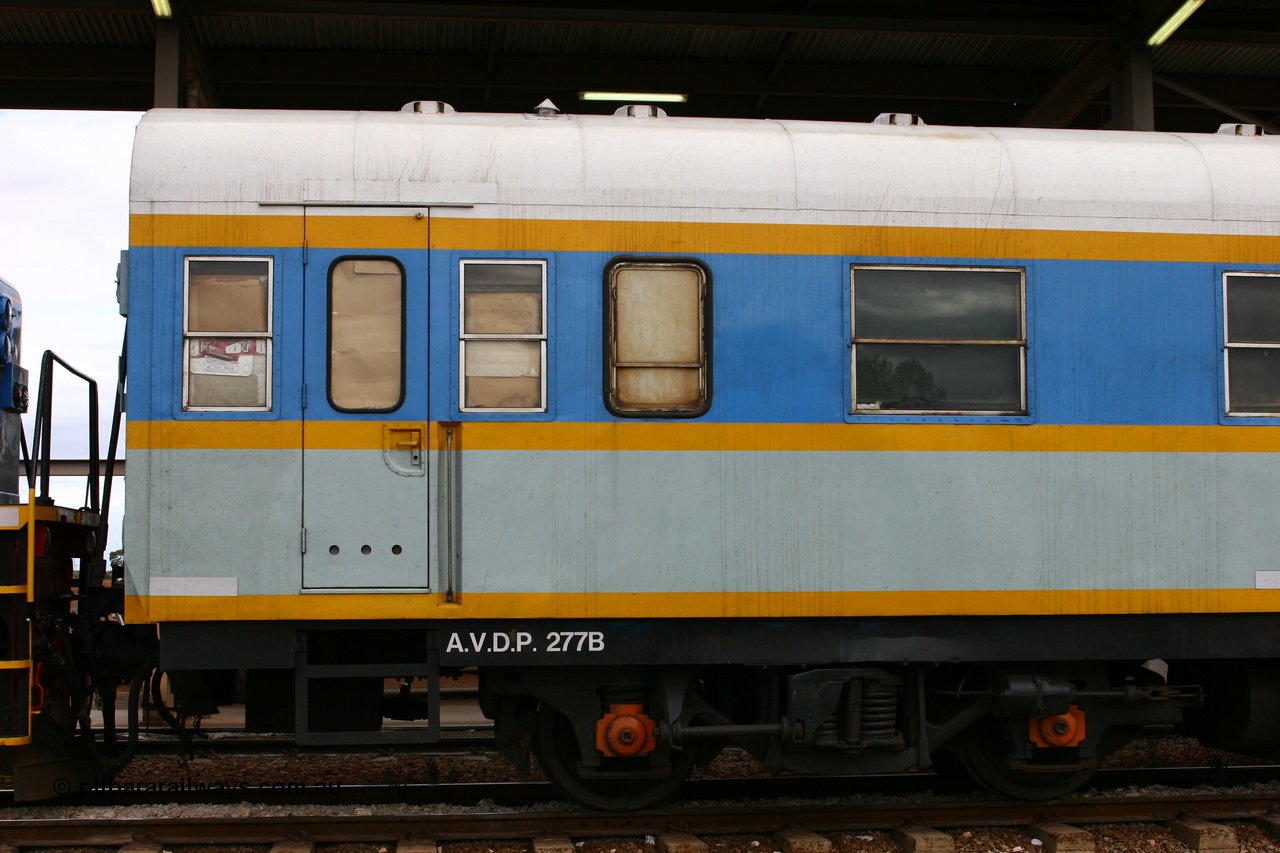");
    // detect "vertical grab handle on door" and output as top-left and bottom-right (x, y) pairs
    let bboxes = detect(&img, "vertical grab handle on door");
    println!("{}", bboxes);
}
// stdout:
(445, 425), (456, 603)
